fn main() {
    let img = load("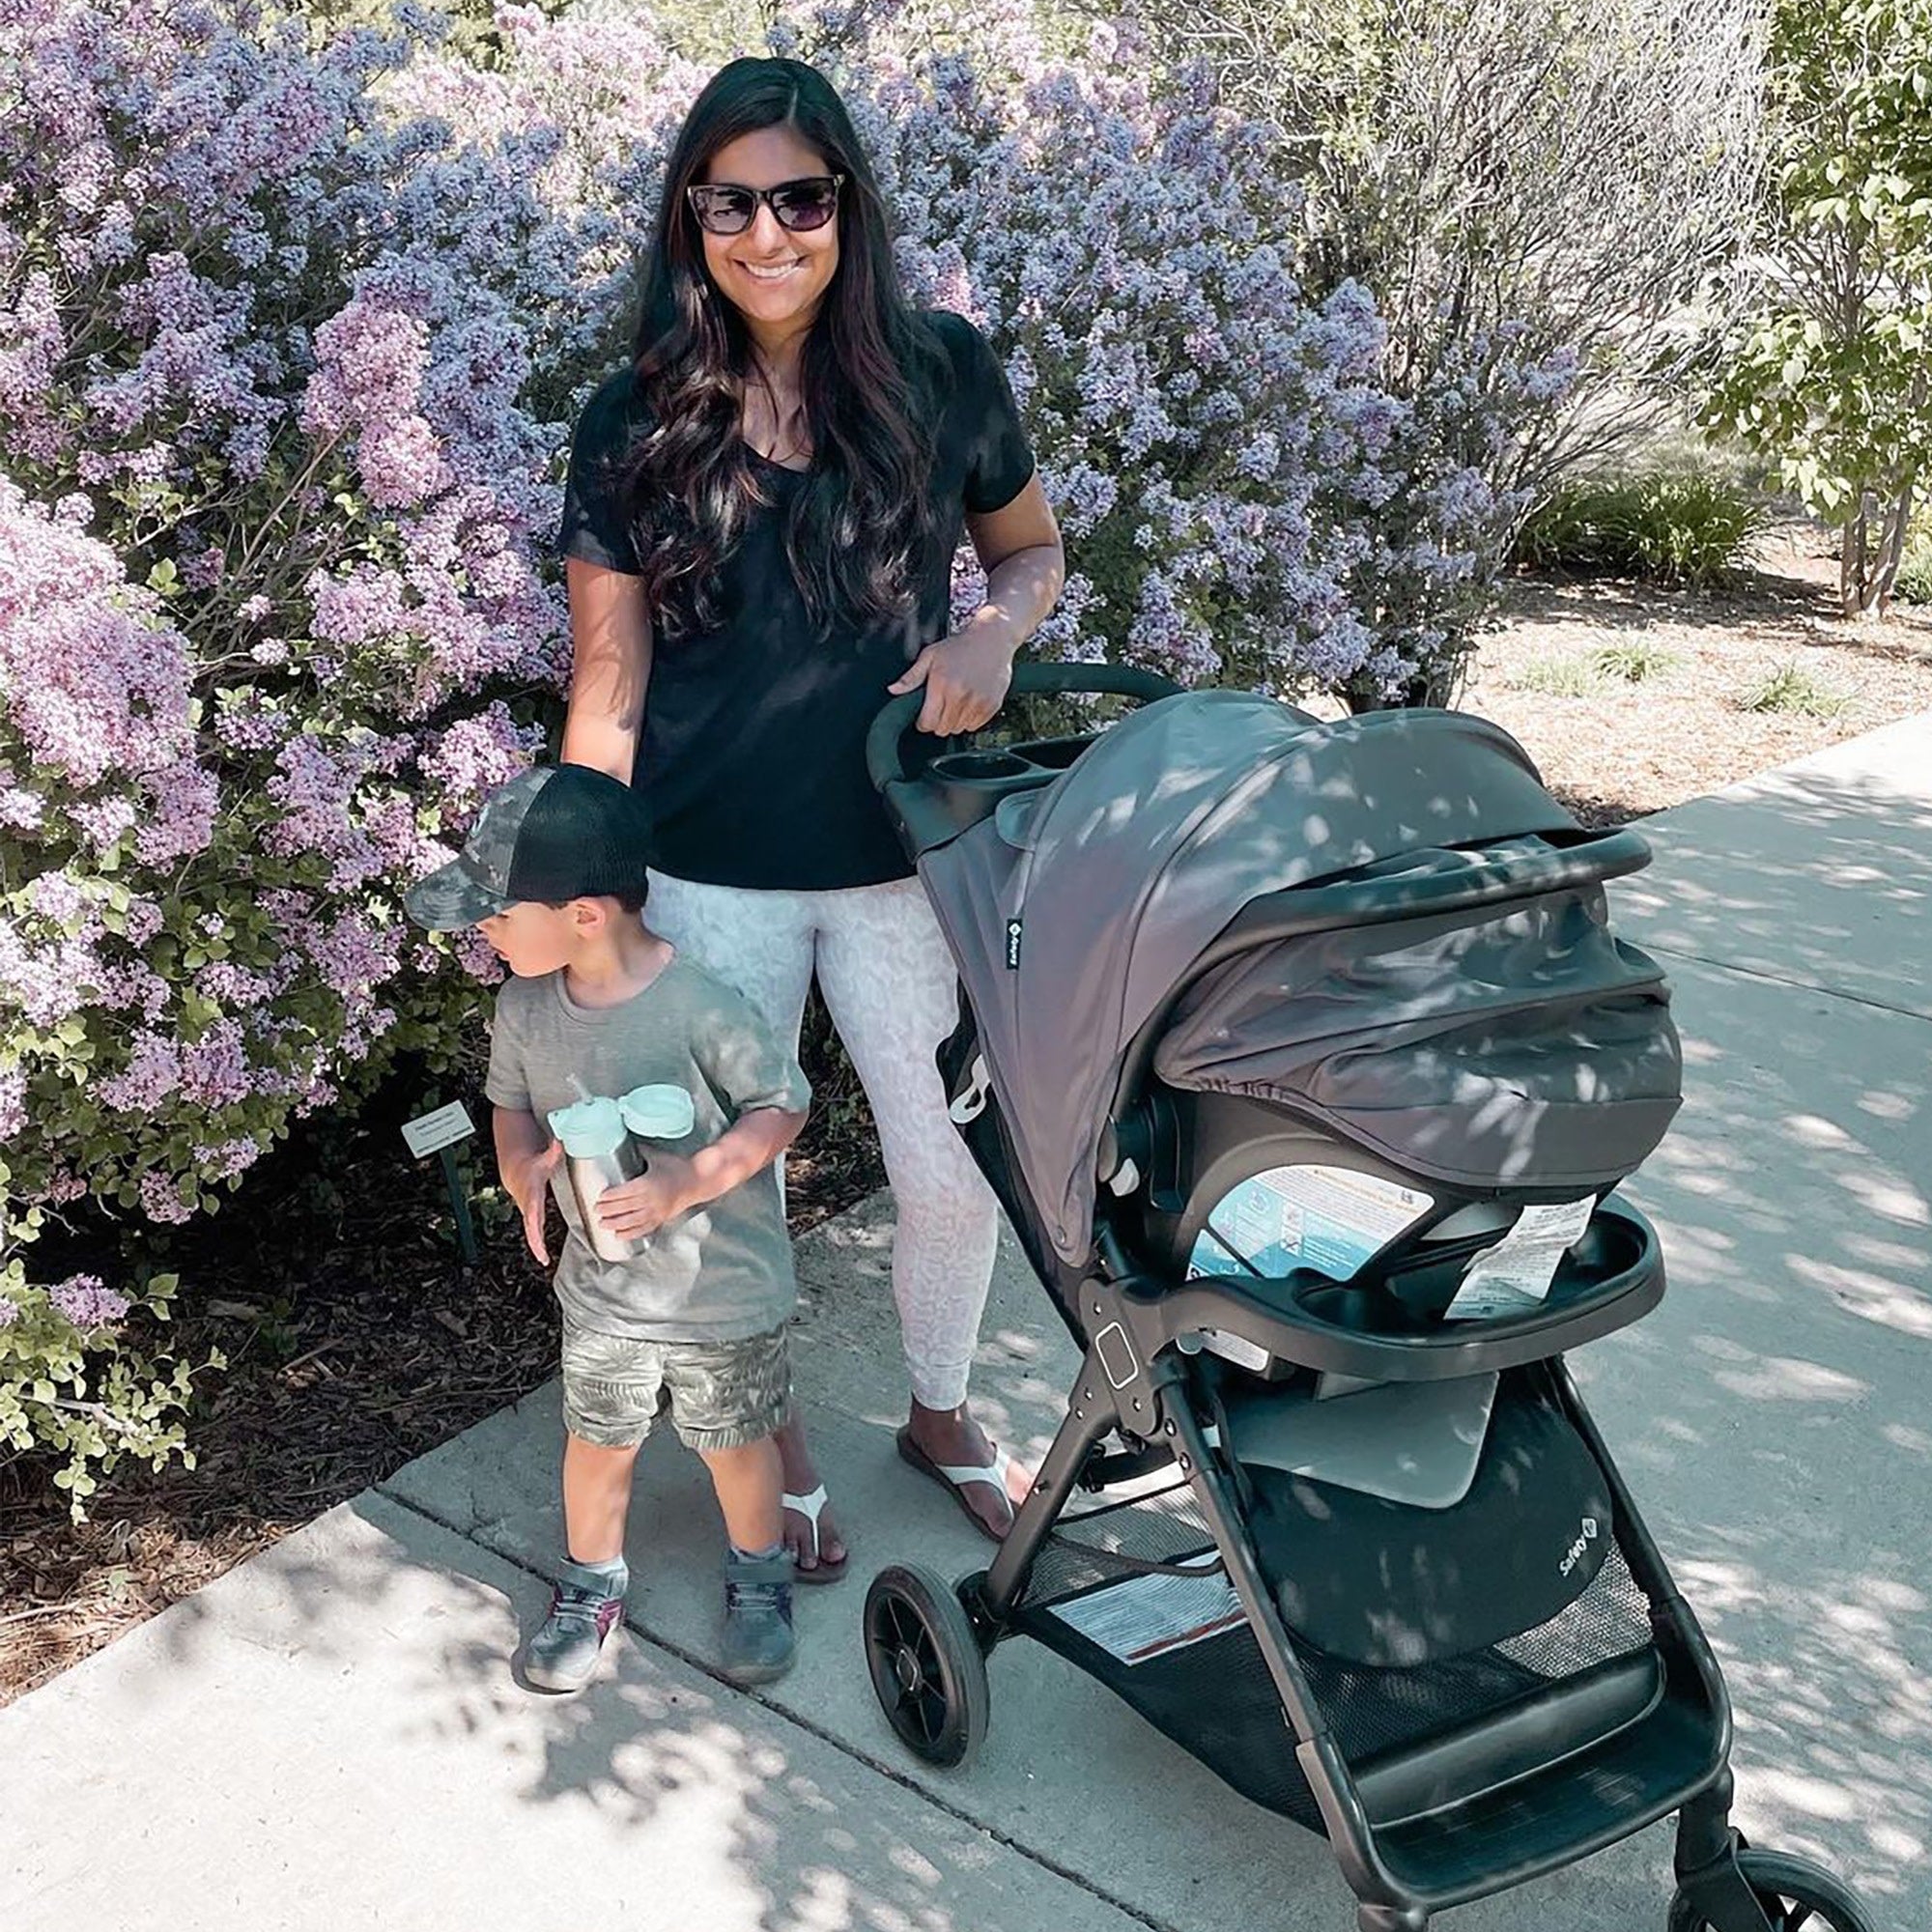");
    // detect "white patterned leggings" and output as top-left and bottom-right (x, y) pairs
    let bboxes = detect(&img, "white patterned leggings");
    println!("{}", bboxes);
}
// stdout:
(646, 869), (1001, 1411)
